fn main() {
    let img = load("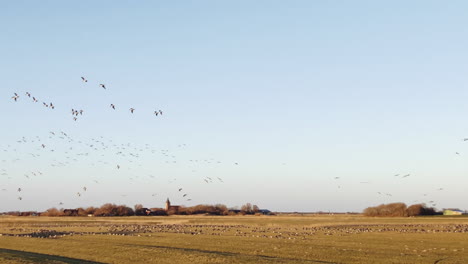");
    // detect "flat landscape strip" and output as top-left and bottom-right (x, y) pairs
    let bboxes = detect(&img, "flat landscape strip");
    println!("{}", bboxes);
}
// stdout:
(0, 248), (106, 264)
(124, 243), (340, 264)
